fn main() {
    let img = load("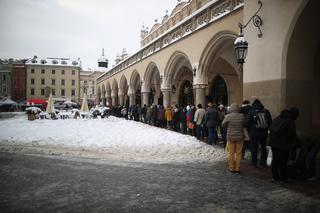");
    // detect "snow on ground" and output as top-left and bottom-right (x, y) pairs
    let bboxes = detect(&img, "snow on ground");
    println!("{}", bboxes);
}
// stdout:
(0, 112), (226, 163)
